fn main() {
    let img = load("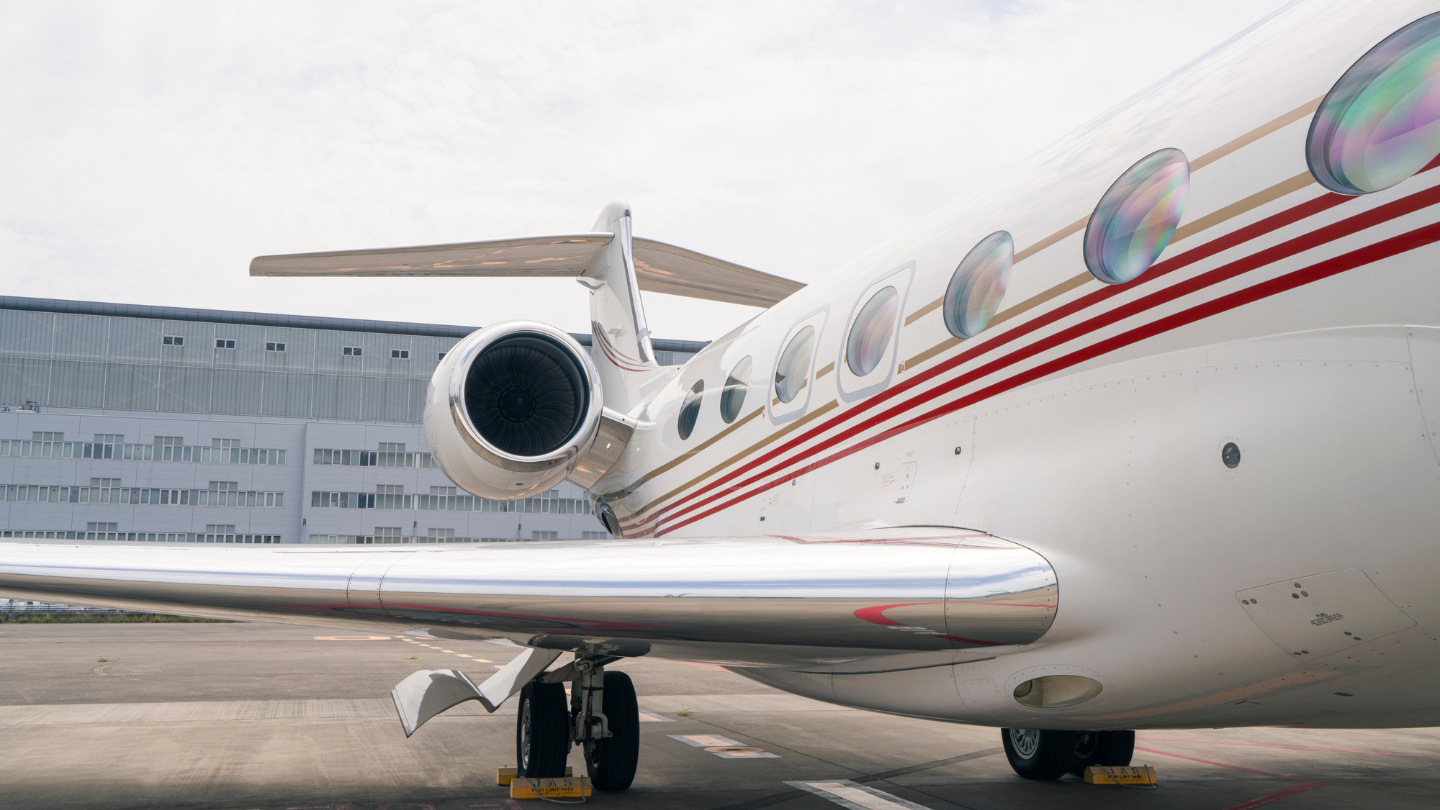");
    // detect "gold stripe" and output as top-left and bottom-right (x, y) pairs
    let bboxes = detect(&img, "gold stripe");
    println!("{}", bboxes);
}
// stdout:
(902, 336), (961, 373)
(1171, 171), (1314, 243)
(902, 98), (1324, 332)
(904, 298), (942, 326)
(1188, 97), (1321, 172)
(623, 407), (763, 494)
(1014, 215), (1090, 264)
(632, 400), (840, 521)
(629, 99), (1329, 525)
(815, 361), (835, 379)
